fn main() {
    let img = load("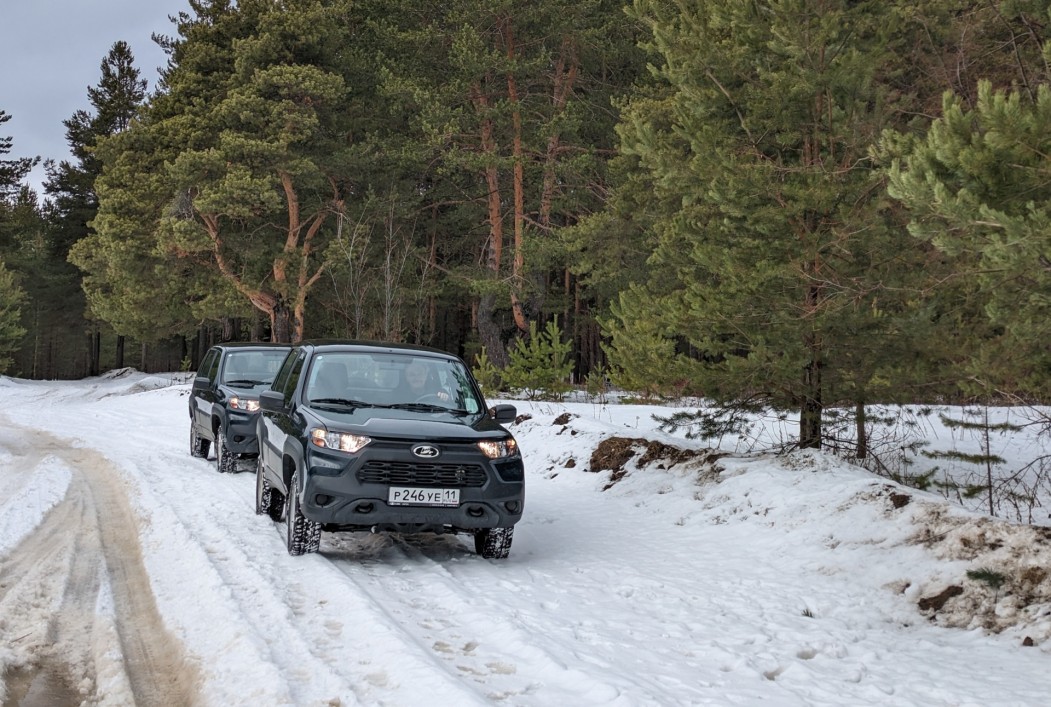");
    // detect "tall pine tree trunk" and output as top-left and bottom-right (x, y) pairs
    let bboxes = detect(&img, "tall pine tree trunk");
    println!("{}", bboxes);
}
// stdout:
(196, 325), (209, 367)
(799, 331), (823, 450)
(472, 85), (509, 366)
(250, 312), (265, 342)
(271, 301), (294, 344)
(478, 293), (508, 368)
(222, 317), (238, 342)
(90, 330), (101, 377)
(504, 21), (529, 335)
(855, 400), (868, 460)
(799, 373), (822, 449)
